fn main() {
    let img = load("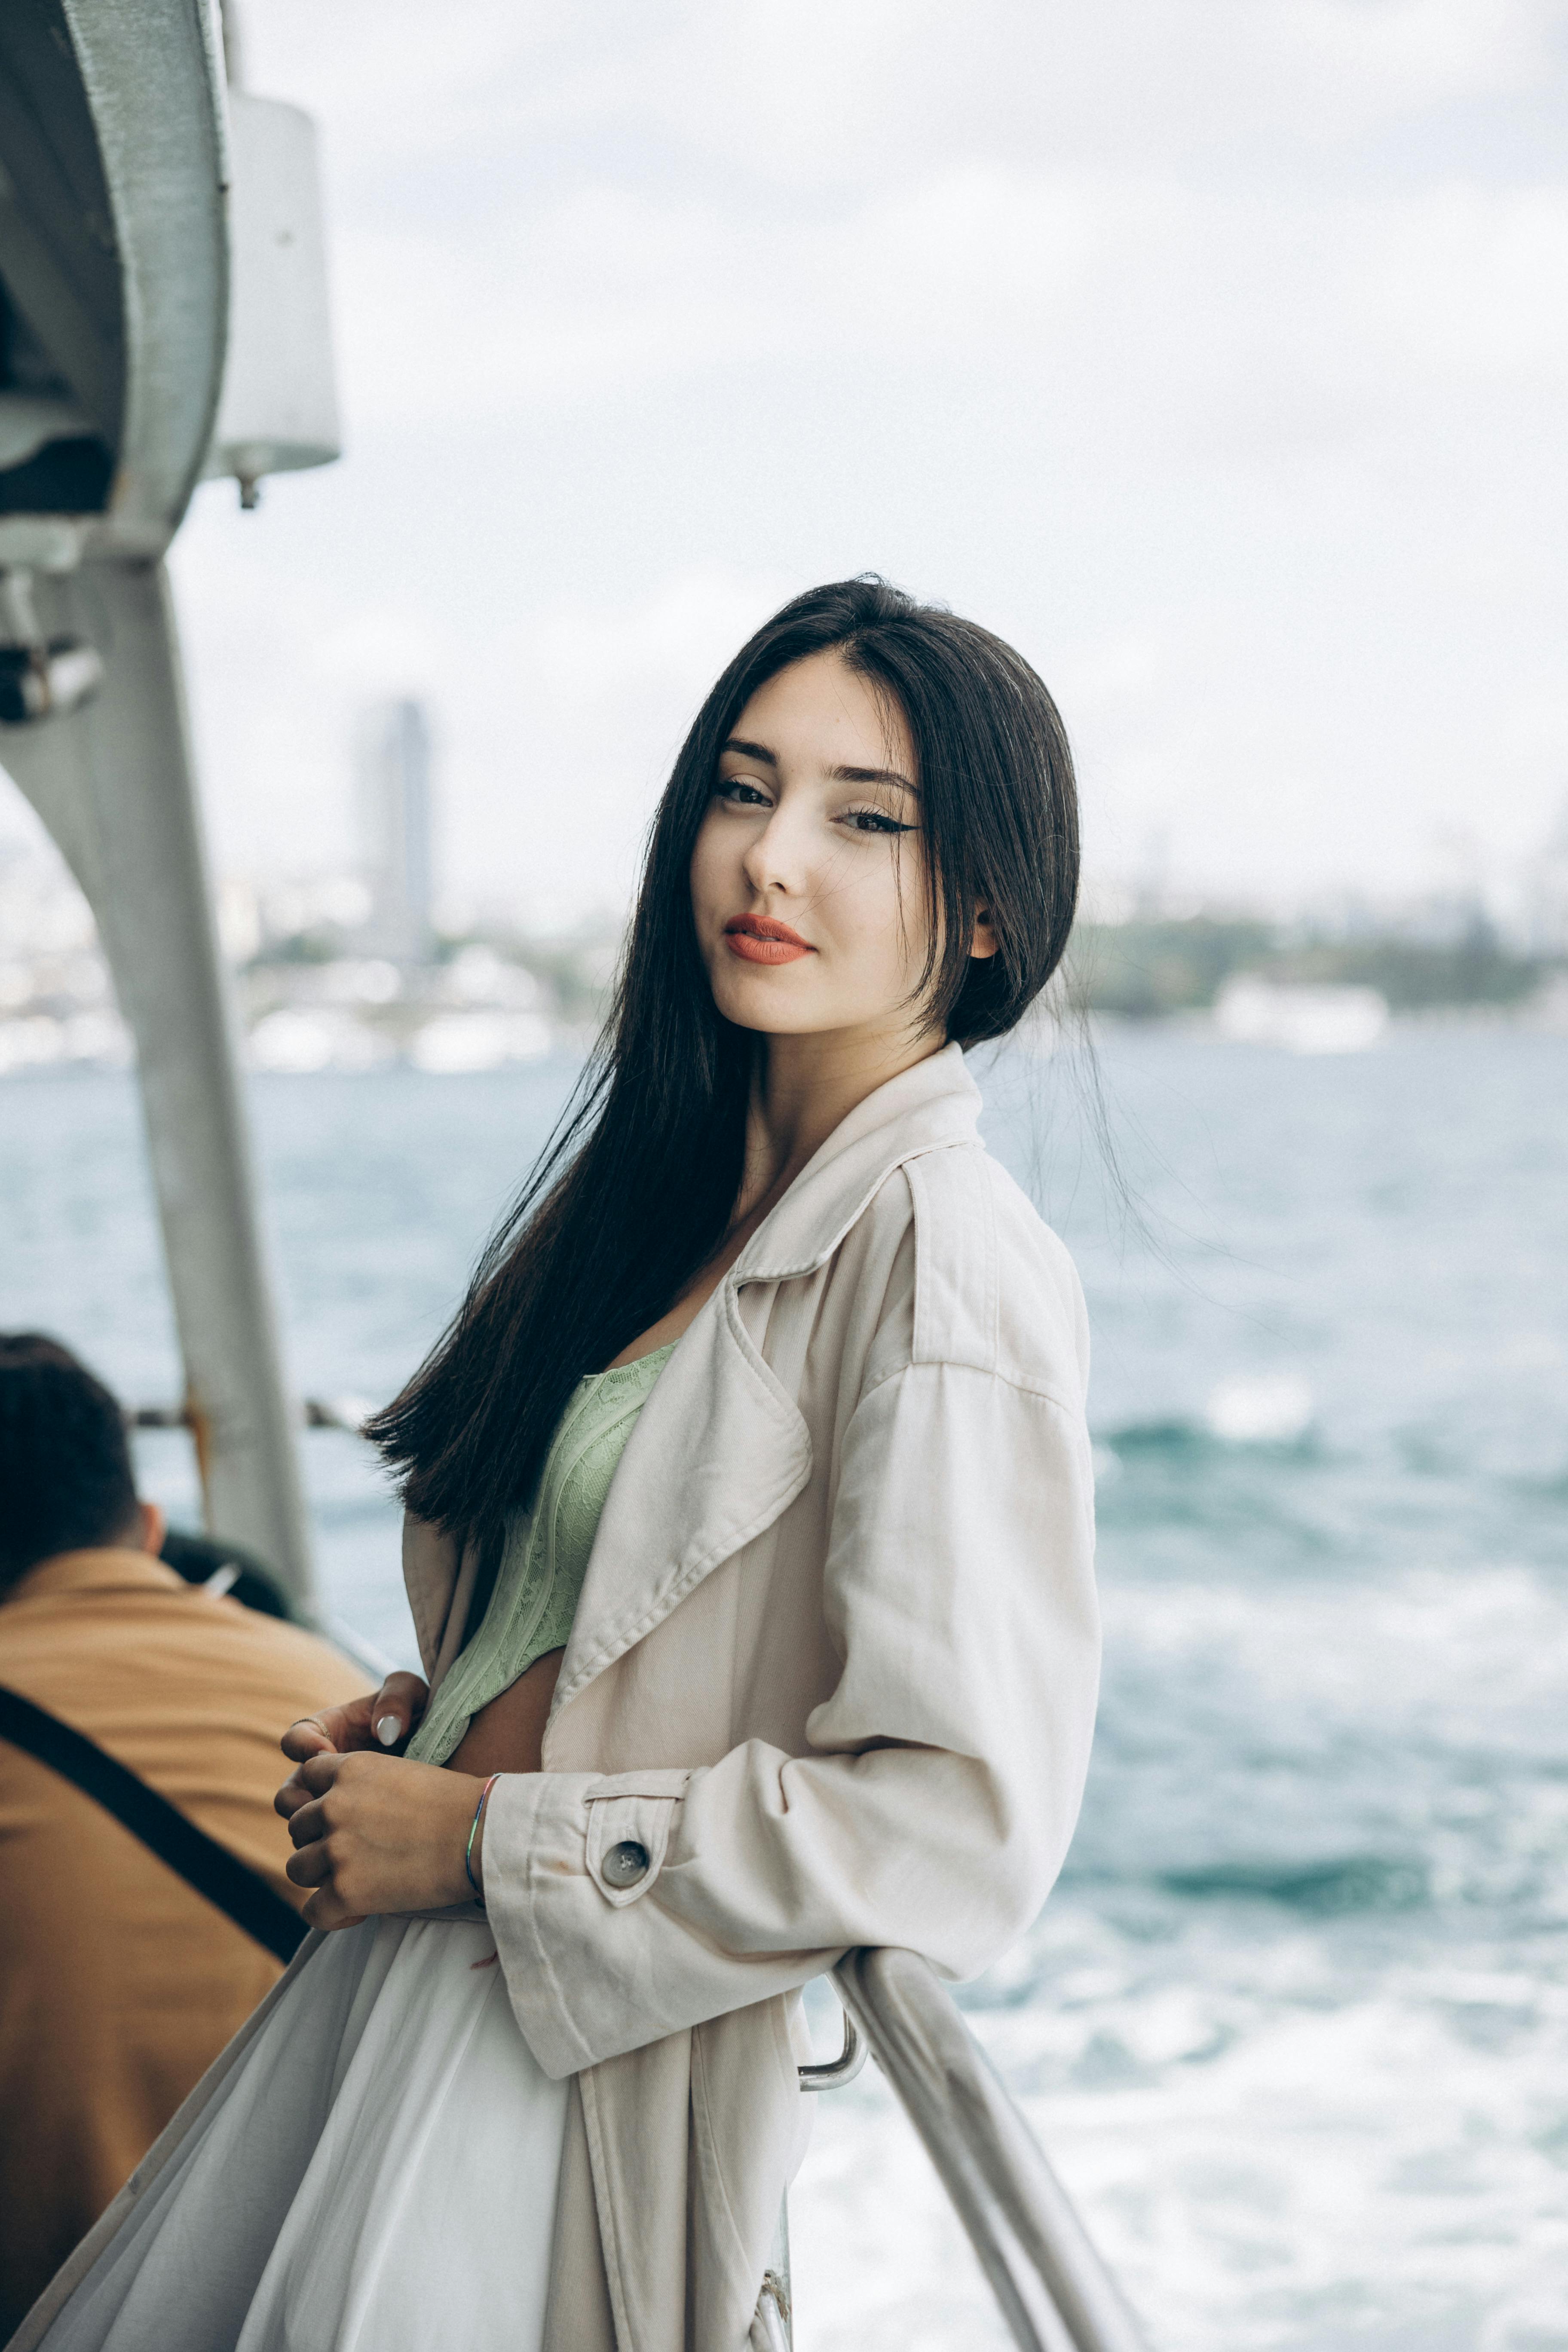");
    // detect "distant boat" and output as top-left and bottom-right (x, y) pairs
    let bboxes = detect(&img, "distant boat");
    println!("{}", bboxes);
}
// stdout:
(1213, 976), (1389, 1055)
